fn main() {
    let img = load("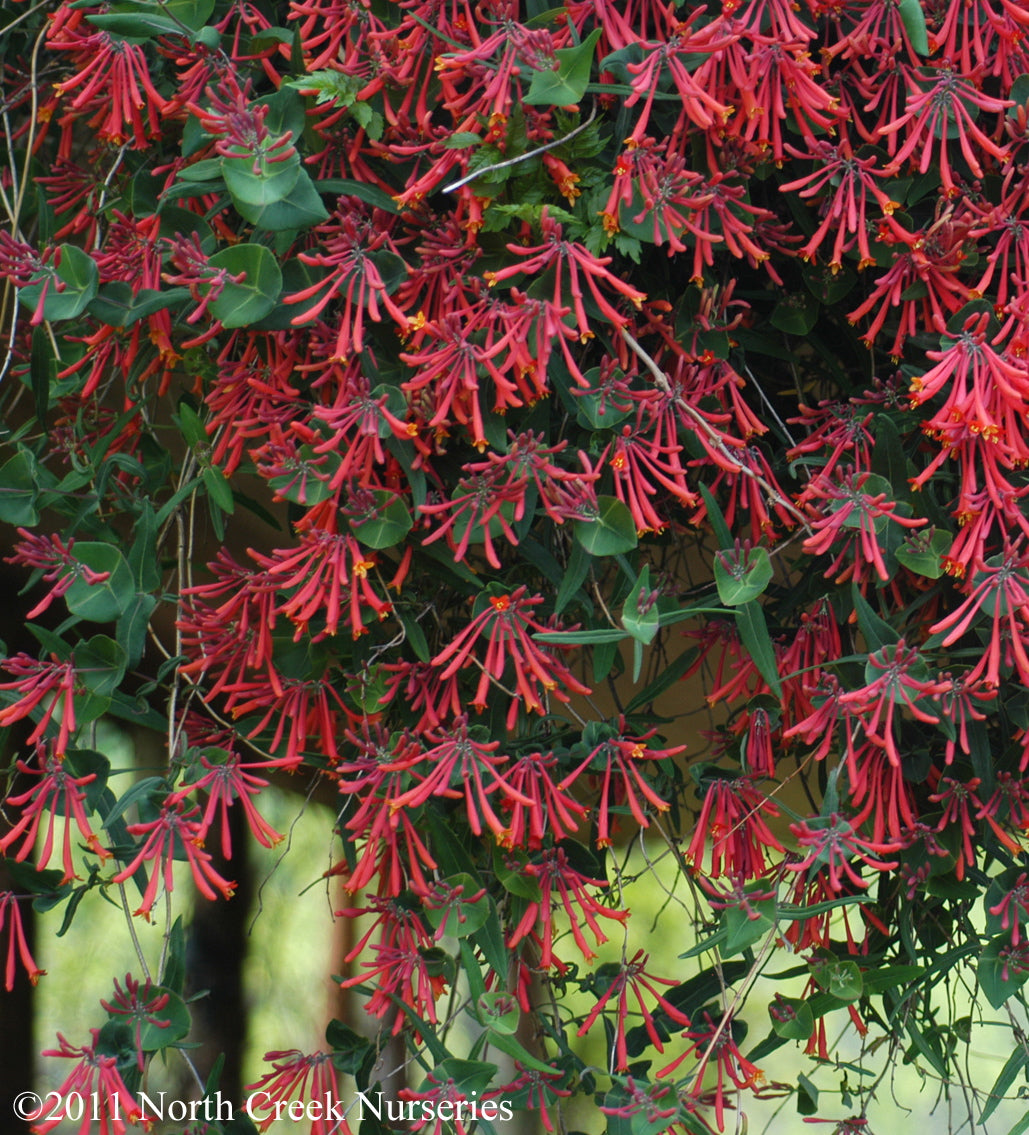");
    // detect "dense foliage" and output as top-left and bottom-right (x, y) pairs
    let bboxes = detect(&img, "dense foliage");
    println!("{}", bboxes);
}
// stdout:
(4, 0), (1029, 1130)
